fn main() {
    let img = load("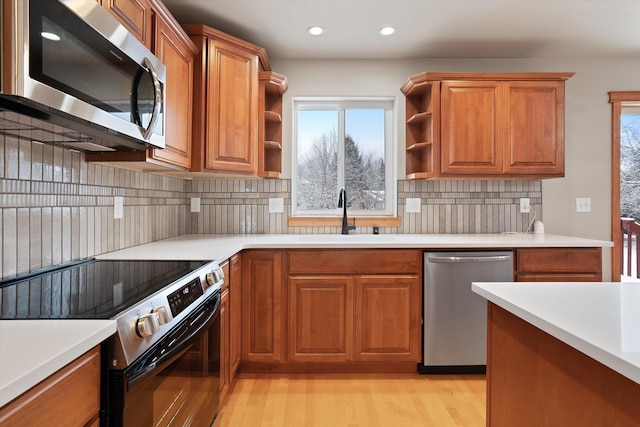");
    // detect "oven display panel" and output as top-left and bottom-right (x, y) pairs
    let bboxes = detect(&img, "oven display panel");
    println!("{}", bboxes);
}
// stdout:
(167, 278), (204, 317)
